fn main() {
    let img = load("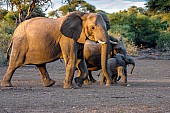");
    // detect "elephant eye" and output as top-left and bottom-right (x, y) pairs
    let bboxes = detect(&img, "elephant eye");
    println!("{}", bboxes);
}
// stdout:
(90, 26), (95, 31)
